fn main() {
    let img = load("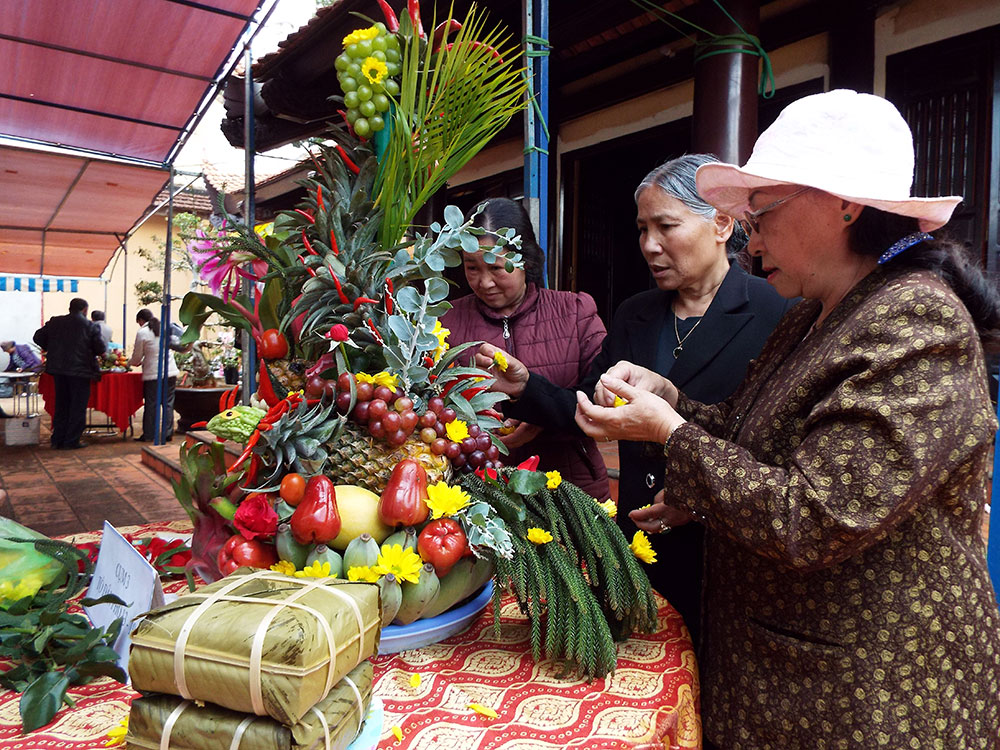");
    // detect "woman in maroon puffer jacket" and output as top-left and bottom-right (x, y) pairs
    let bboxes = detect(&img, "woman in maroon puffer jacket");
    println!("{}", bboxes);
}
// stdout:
(441, 198), (610, 499)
